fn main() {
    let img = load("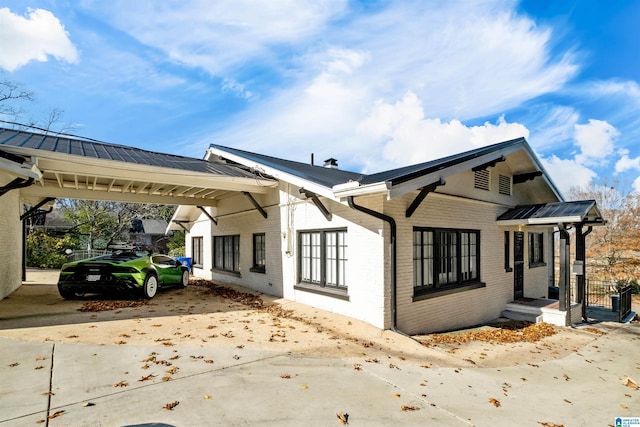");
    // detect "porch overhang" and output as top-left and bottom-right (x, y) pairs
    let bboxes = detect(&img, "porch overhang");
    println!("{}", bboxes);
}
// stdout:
(496, 200), (606, 227)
